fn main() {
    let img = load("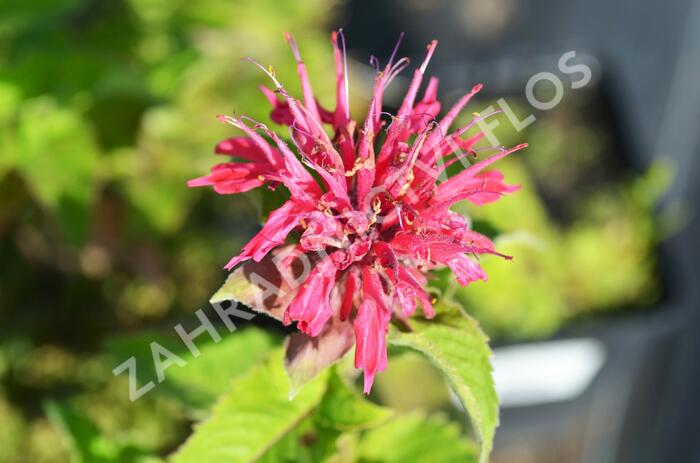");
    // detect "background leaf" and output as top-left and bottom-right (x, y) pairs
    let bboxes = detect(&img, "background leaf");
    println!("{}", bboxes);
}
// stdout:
(45, 400), (149, 463)
(357, 412), (477, 463)
(45, 400), (117, 463)
(15, 96), (99, 244)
